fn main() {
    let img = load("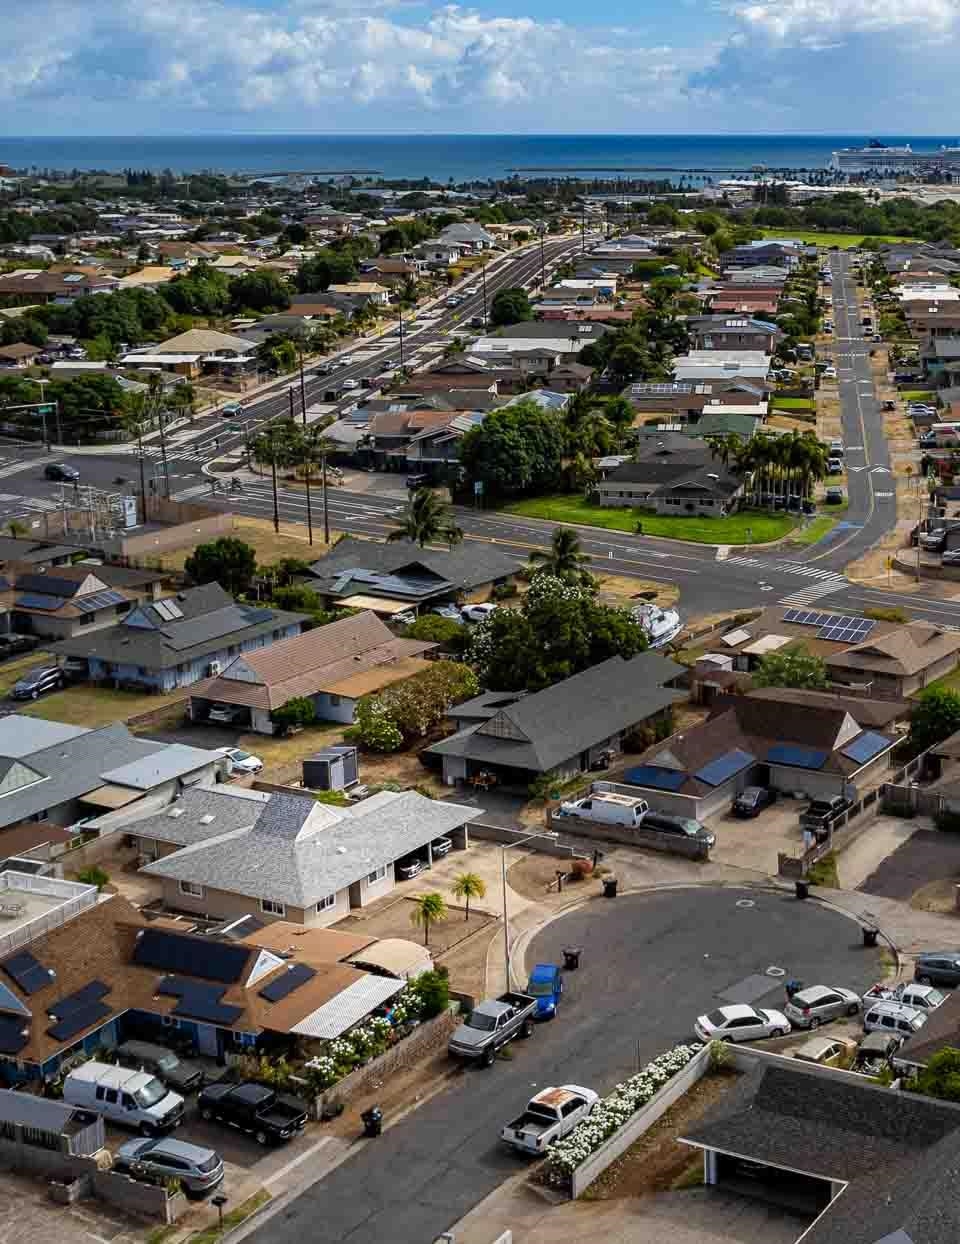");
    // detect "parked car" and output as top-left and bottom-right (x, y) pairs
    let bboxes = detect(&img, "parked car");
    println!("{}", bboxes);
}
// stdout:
(526, 963), (563, 1020)
(921, 530), (948, 553)
(793, 1036), (857, 1067)
(395, 854), (425, 880)
(197, 1081), (308, 1146)
(694, 1004), (790, 1043)
(829, 440), (844, 457)
(799, 795), (850, 833)
(500, 1085), (598, 1154)
(461, 603), (497, 623)
(784, 985), (862, 1030)
(342, 378), (360, 390)
(430, 604), (463, 621)
(732, 787), (775, 819)
(217, 747), (263, 776)
(207, 703), (244, 725)
(405, 473), (429, 490)
(0, 634), (37, 661)
(641, 811), (716, 849)
(12, 665), (63, 700)
(915, 951), (960, 987)
(44, 462), (79, 482)
(942, 550), (960, 566)
(114, 1040), (204, 1093)
(827, 457), (844, 474)
(863, 982), (947, 1012)
(824, 487), (845, 505)
(862, 1000), (928, 1038)
(62, 1062), (184, 1136)
(113, 1136), (223, 1197)
(448, 991), (538, 1067)
(851, 1031), (903, 1075)
(430, 835), (453, 858)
